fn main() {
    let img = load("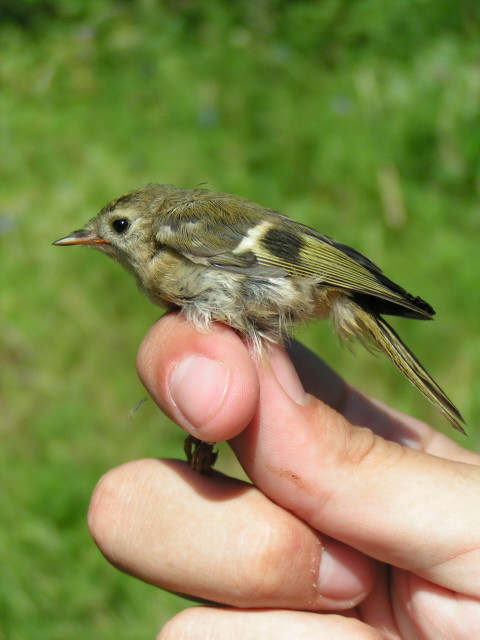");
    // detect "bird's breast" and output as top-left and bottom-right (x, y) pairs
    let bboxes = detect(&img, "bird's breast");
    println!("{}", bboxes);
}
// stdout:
(138, 248), (341, 341)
